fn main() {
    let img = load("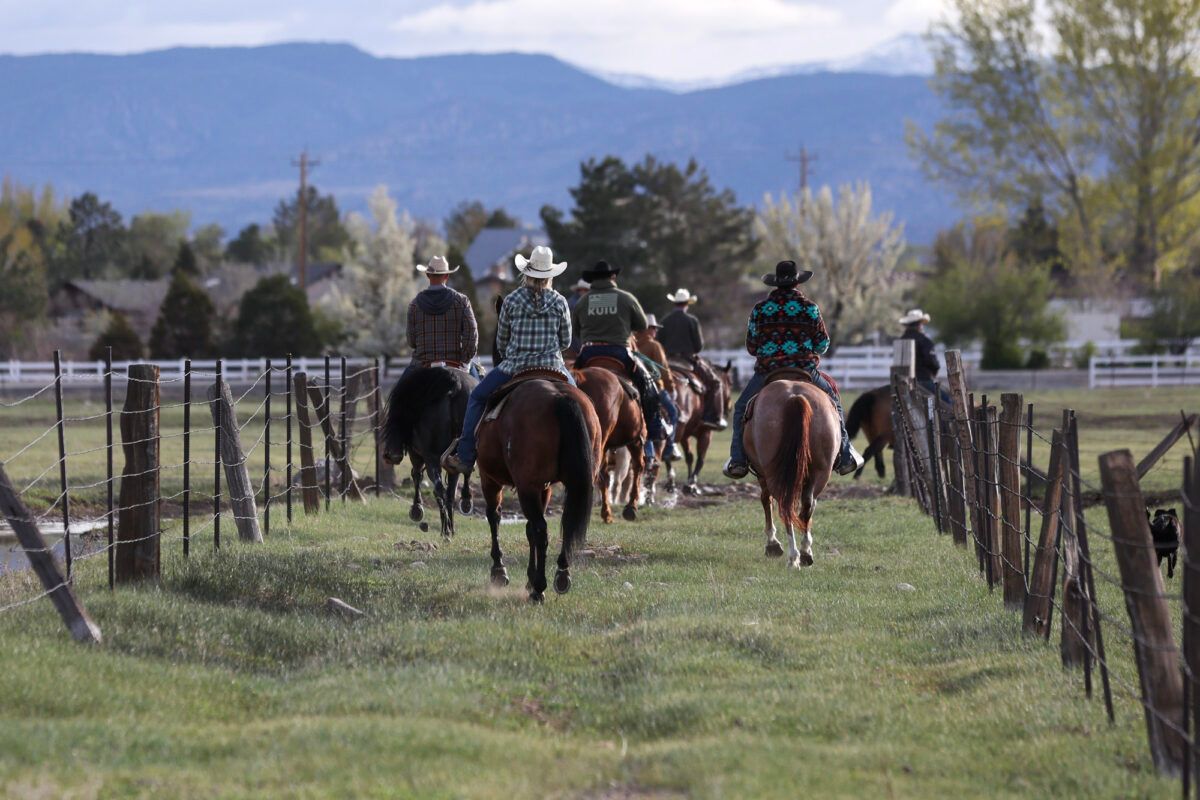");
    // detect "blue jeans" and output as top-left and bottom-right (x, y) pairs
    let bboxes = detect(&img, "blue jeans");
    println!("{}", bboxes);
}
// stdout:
(644, 388), (679, 458)
(729, 367), (849, 465)
(456, 368), (575, 465)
